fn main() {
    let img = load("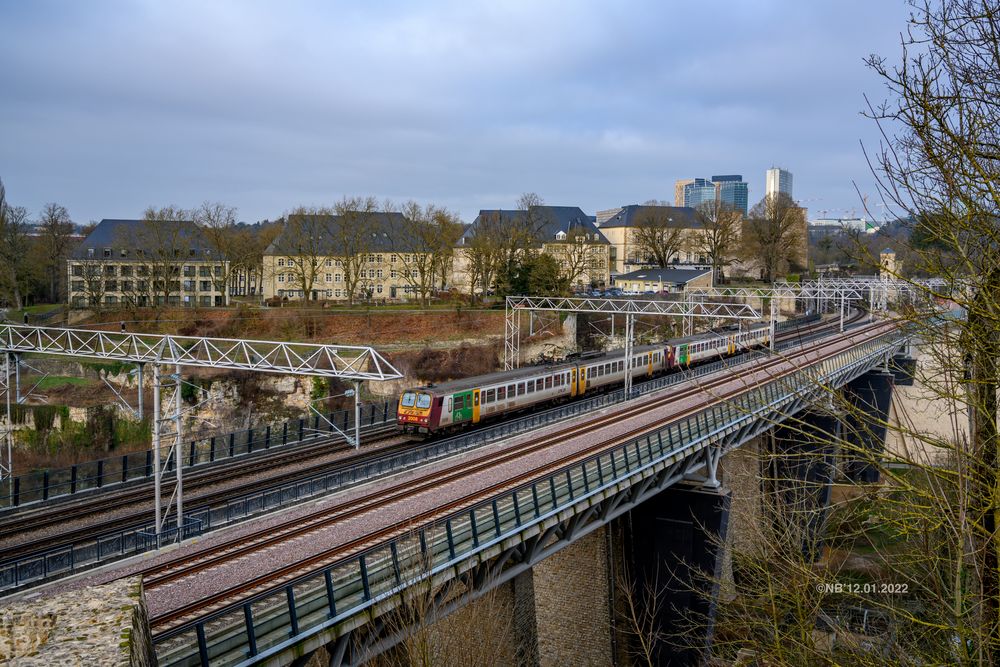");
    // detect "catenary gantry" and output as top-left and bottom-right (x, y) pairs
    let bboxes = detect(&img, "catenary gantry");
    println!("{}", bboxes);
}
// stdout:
(0, 324), (402, 544)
